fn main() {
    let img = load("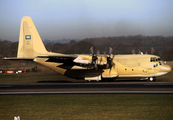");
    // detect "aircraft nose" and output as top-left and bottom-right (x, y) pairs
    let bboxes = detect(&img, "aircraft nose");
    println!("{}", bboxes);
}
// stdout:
(160, 65), (172, 72)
